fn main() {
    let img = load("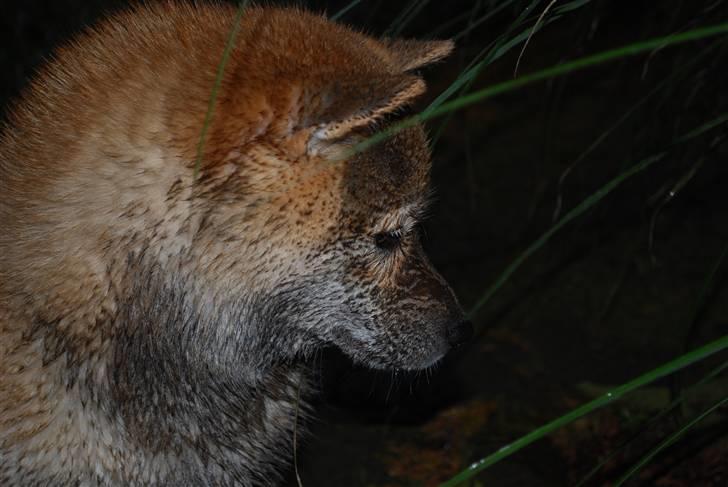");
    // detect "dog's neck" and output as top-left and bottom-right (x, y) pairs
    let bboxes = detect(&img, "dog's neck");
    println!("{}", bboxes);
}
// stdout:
(102, 275), (312, 483)
(7, 273), (312, 485)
